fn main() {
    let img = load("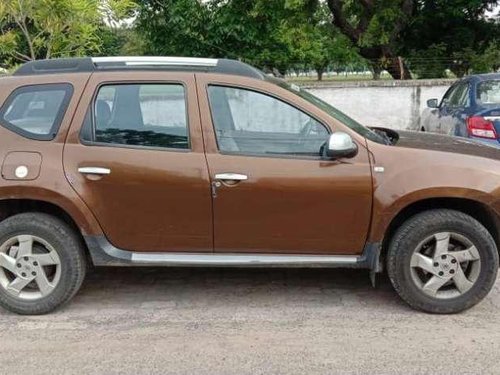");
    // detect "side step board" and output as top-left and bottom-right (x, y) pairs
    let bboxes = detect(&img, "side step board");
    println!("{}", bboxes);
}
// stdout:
(124, 252), (358, 267)
(85, 235), (382, 272)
